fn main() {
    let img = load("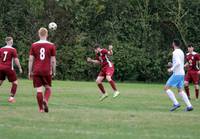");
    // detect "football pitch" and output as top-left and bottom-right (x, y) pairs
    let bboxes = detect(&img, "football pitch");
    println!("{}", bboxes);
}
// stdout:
(0, 80), (199, 139)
